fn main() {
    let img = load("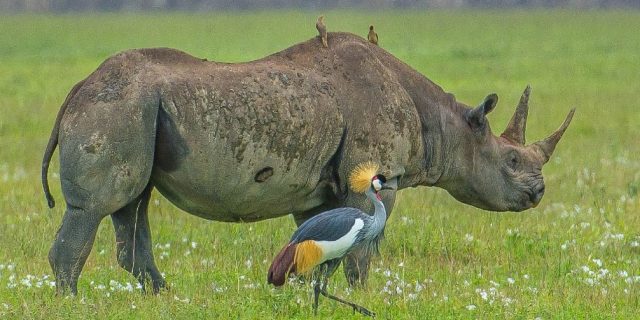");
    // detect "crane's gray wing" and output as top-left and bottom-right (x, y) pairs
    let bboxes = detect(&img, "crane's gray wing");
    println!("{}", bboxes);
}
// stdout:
(291, 207), (368, 243)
